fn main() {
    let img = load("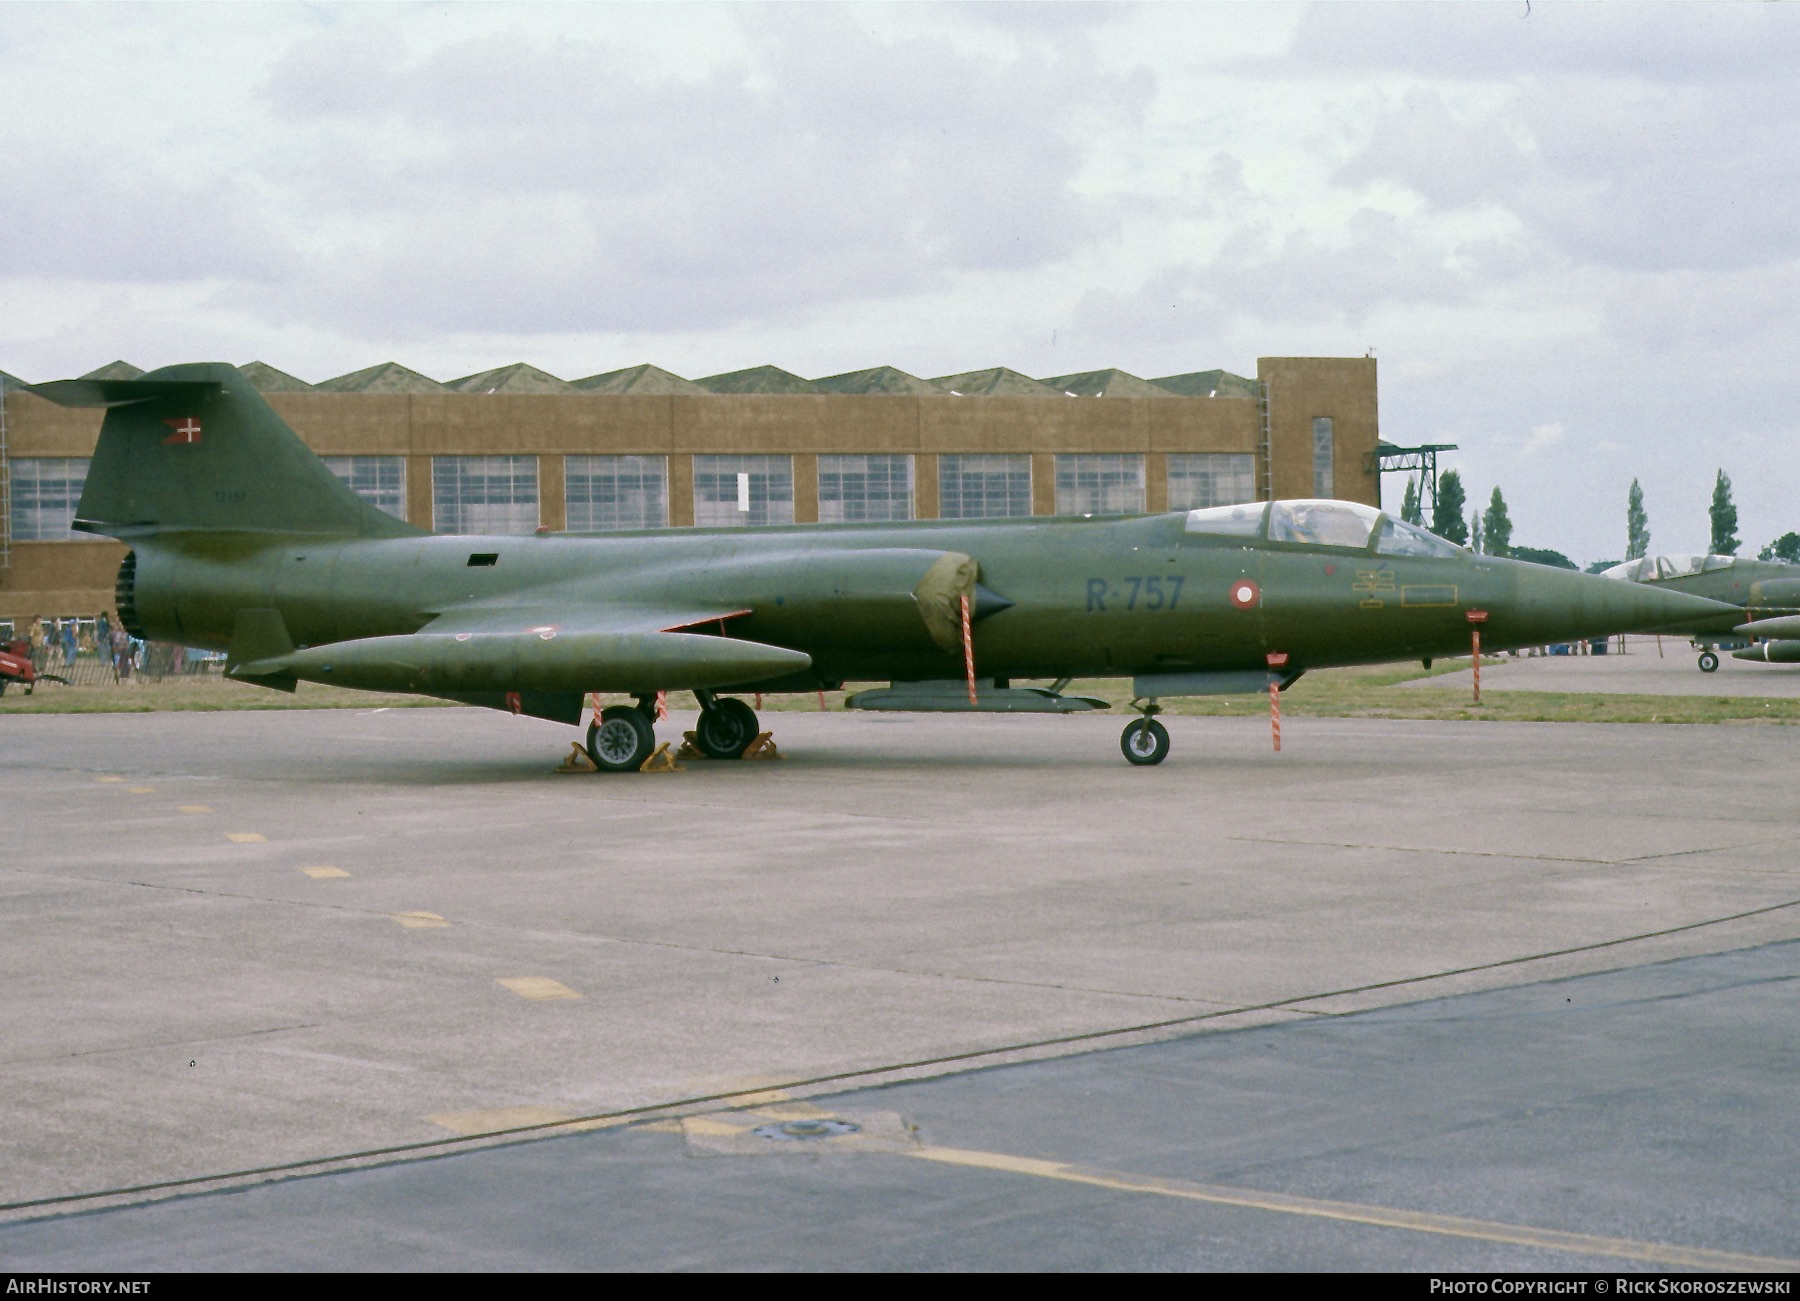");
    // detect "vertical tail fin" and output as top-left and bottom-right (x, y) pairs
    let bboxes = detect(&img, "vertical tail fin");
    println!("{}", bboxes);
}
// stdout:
(25, 362), (420, 538)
